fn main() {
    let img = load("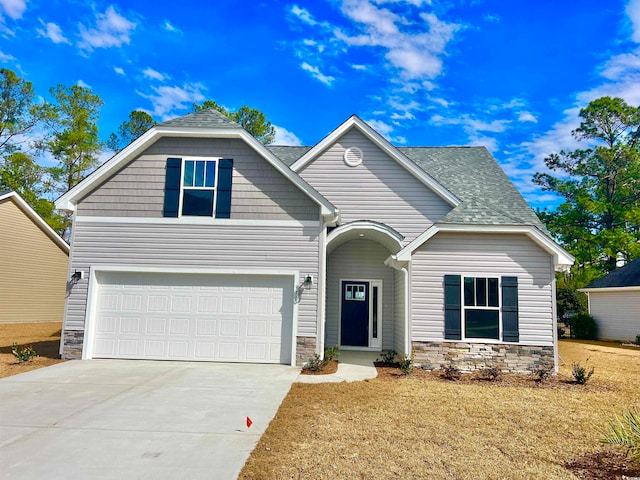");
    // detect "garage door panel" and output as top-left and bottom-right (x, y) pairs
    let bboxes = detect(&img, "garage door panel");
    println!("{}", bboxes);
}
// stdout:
(92, 273), (293, 364)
